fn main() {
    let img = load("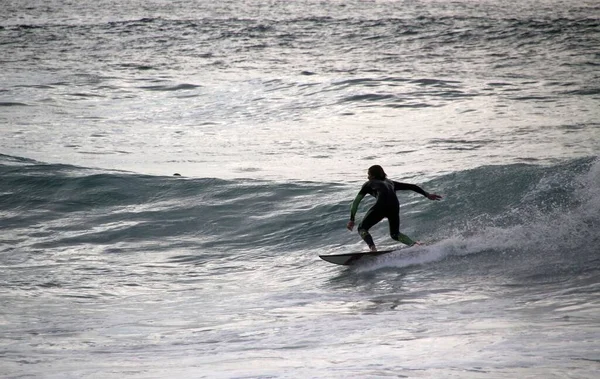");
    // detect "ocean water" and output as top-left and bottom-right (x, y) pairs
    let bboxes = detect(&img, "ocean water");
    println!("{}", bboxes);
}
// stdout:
(1, 0), (599, 378)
